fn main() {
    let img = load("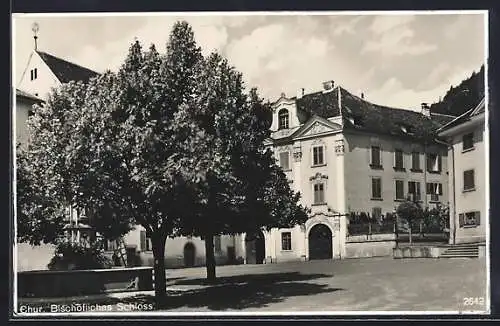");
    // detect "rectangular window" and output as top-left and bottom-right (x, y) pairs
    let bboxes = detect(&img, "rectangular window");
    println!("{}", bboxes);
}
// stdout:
(104, 239), (118, 251)
(312, 145), (325, 166)
(459, 211), (481, 227)
(426, 153), (441, 172)
(372, 177), (382, 199)
(394, 149), (404, 170)
(281, 232), (292, 251)
(371, 146), (381, 167)
(426, 182), (443, 201)
(463, 169), (475, 191)
(411, 152), (420, 170)
(30, 69), (33, 81)
(214, 235), (222, 253)
(279, 151), (290, 170)
(34, 68), (38, 79)
(313, 183), (325, 204)
(408, 181), (421, 201)
(140, 231), (152, 251)
(463, 132), (474, 151)
(395, 180), (405, 200)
